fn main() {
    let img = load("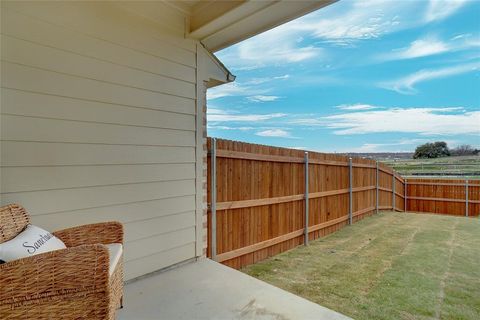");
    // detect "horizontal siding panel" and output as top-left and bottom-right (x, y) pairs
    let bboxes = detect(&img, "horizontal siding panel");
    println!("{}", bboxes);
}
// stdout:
(125, 243), (195, 280)
(124, 227), (196, 261)
(2, 180), (195, 215)
(2, 164), (195, 193)
(0, 142), (195, 166)
(1, 1), (200, 278)
(124, 211), (195, 243)
(1, 35), (196, 99)
(2, 115), (195, 147)
(1, 89), (195, 131)
(2, 2), (196, 64)
(1, 9), (195, 82)
(32, 197), (196, 230)
(2, 62), (195, 115)
(117, 1), (186, 34)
